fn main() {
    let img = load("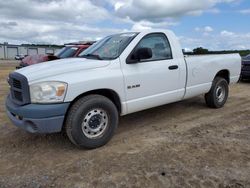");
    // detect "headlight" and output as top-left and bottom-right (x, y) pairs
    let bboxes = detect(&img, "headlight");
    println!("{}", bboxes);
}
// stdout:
(30, 82), (67, 103)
